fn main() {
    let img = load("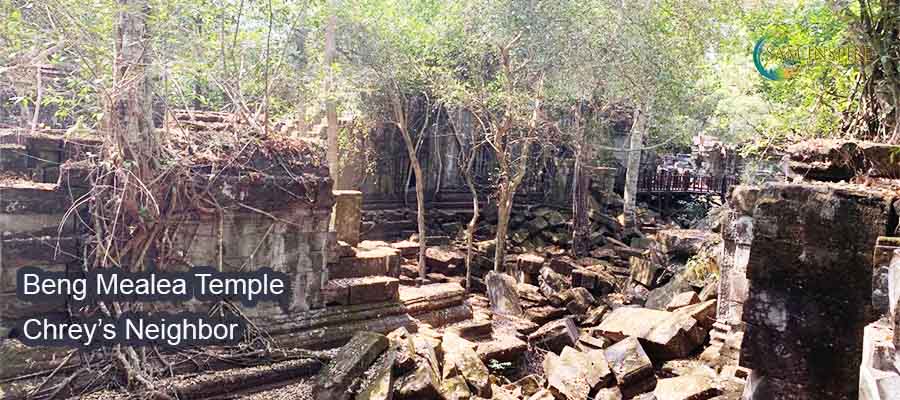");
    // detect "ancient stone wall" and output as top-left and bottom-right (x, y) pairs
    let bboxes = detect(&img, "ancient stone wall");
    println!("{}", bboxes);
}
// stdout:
(0, 129), (336, 334)
(735, 182), (894, 399)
